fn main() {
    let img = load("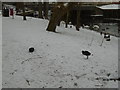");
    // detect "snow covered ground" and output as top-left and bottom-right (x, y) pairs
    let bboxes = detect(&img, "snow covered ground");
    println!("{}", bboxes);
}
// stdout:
(0, 15), (2, 89)
(2, 16), (118, 88)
